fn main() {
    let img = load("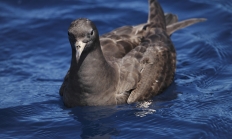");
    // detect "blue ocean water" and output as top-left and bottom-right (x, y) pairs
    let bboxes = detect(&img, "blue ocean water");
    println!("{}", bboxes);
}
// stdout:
(1, 0), (232, 138)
